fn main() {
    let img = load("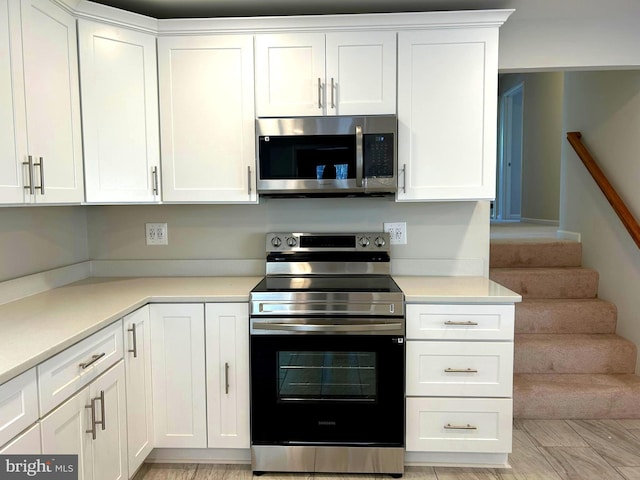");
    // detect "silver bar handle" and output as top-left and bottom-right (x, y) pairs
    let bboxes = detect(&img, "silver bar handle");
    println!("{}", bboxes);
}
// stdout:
(317, 77), (322, 109)
(94, 390), (105, 431)
(23, 156), (35, 195)
(85, 400), (97, 440)
(128, 323), (138, 358)
(79, 352), (106, 369)
(34, 157), (44, 194)
(444, 321), (479, 326)
(401, 163), (407, 194)
(152, 166), (159, 196)
(330, 77), (335, 109)
(247, 166), (252, 196)
(444, 423), (478, 431)
(253, 322), (402, 333)
(444, 368), (478, 373)
(355, 125), (363, 187)
(225, 362), (230, 395)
